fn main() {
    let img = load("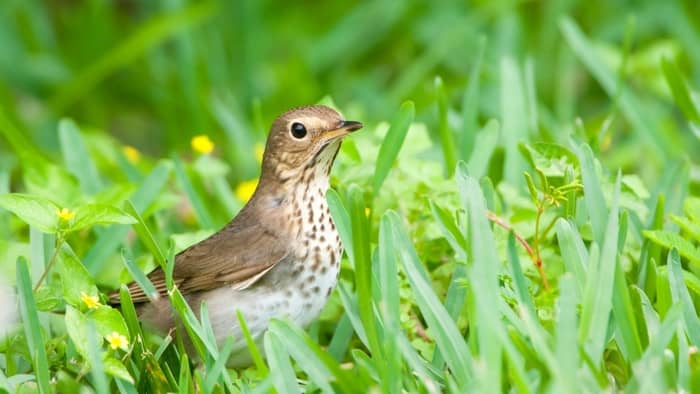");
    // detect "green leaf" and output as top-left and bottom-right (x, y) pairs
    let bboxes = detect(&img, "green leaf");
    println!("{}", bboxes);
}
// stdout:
(373, 101), (414, 193)
(91, 306), (130, 341)
(172, 153), (215, 229)
(104, 357), (134, 384)
(16, 257), (51, 394)
(0, 193), (60, 233)
(643, 230), (700, 267)
(671, 215), (700, 243)
(519, 142), (579, 178)
(68, 204), (136, 233)
(34, 286), (62, 311)
(57, 244), (98, 307)
(65, 305), (89, 358)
